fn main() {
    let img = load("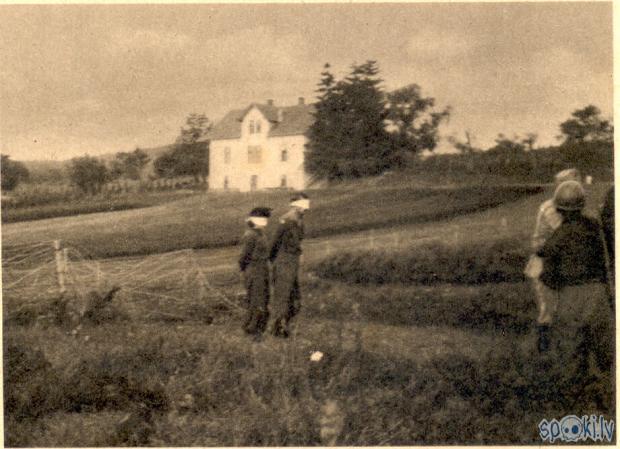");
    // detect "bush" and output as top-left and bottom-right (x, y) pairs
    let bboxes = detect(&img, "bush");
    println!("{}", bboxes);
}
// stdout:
(411, 141), (613, 184)
(313, 237), (529, 285)
(304, 280), (536, 334)
(3, 340), (62, 423)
